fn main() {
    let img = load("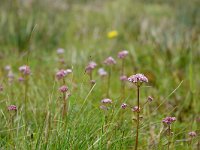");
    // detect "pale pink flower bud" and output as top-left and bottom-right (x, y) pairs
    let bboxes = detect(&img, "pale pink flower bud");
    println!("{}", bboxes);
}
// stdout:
(120, 75), (127, 81)
(188, 131), (197, 137)
(19, 65), (31, 75)
(118, 50), (128, 59)
(148, 96), (153, 102)
(132, 106), (140, 112)
(85, 61), (97, 74)
(121, 103), (128, 109)
(98, 68), (107, 77)
(104, 57), (116, 65)
(8, 105), (17, 111)
(101, 98), (112, 104)
(59, 85), (68, 93)
(57, 48), (64, 54)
